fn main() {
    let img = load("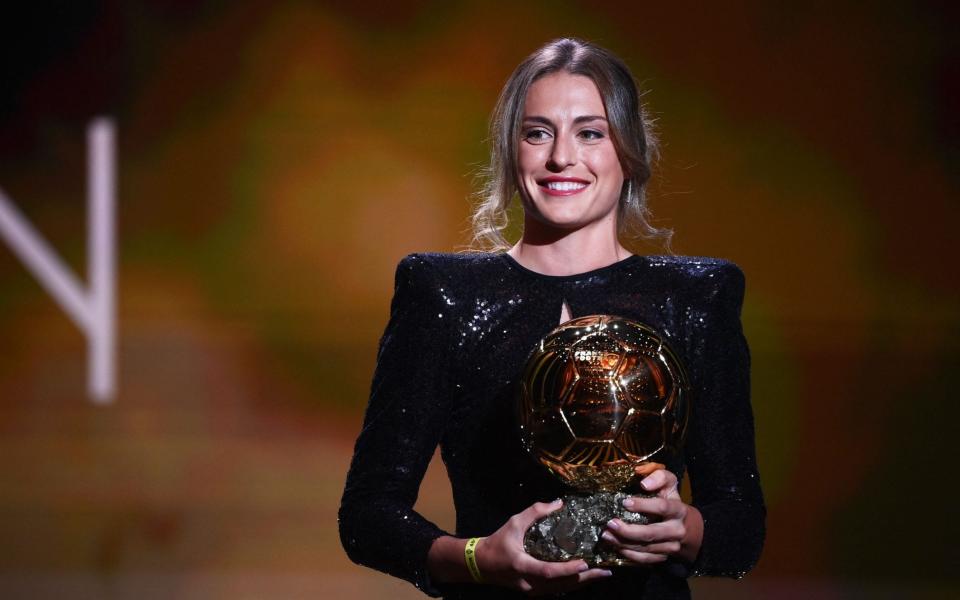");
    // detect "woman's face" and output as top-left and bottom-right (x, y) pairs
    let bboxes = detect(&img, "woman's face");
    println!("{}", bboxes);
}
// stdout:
(517, 72), (625, 233)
